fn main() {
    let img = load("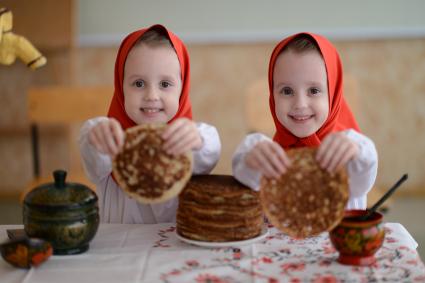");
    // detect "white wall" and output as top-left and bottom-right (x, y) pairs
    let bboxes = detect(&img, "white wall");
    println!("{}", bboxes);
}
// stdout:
(78, 0), (425, 45)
